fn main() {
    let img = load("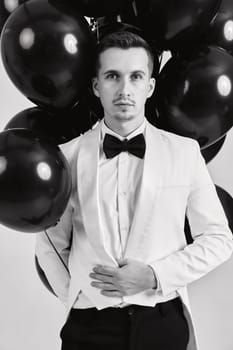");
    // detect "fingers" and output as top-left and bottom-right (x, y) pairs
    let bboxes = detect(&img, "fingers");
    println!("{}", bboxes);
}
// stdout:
(93, 265), (117, 276)
(90, 265), (125, 297)
(91, 281), (115, 290)
(90, 280), (125, 297)
(89, 272), (113, 283)
(101, 290), (124, 297)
